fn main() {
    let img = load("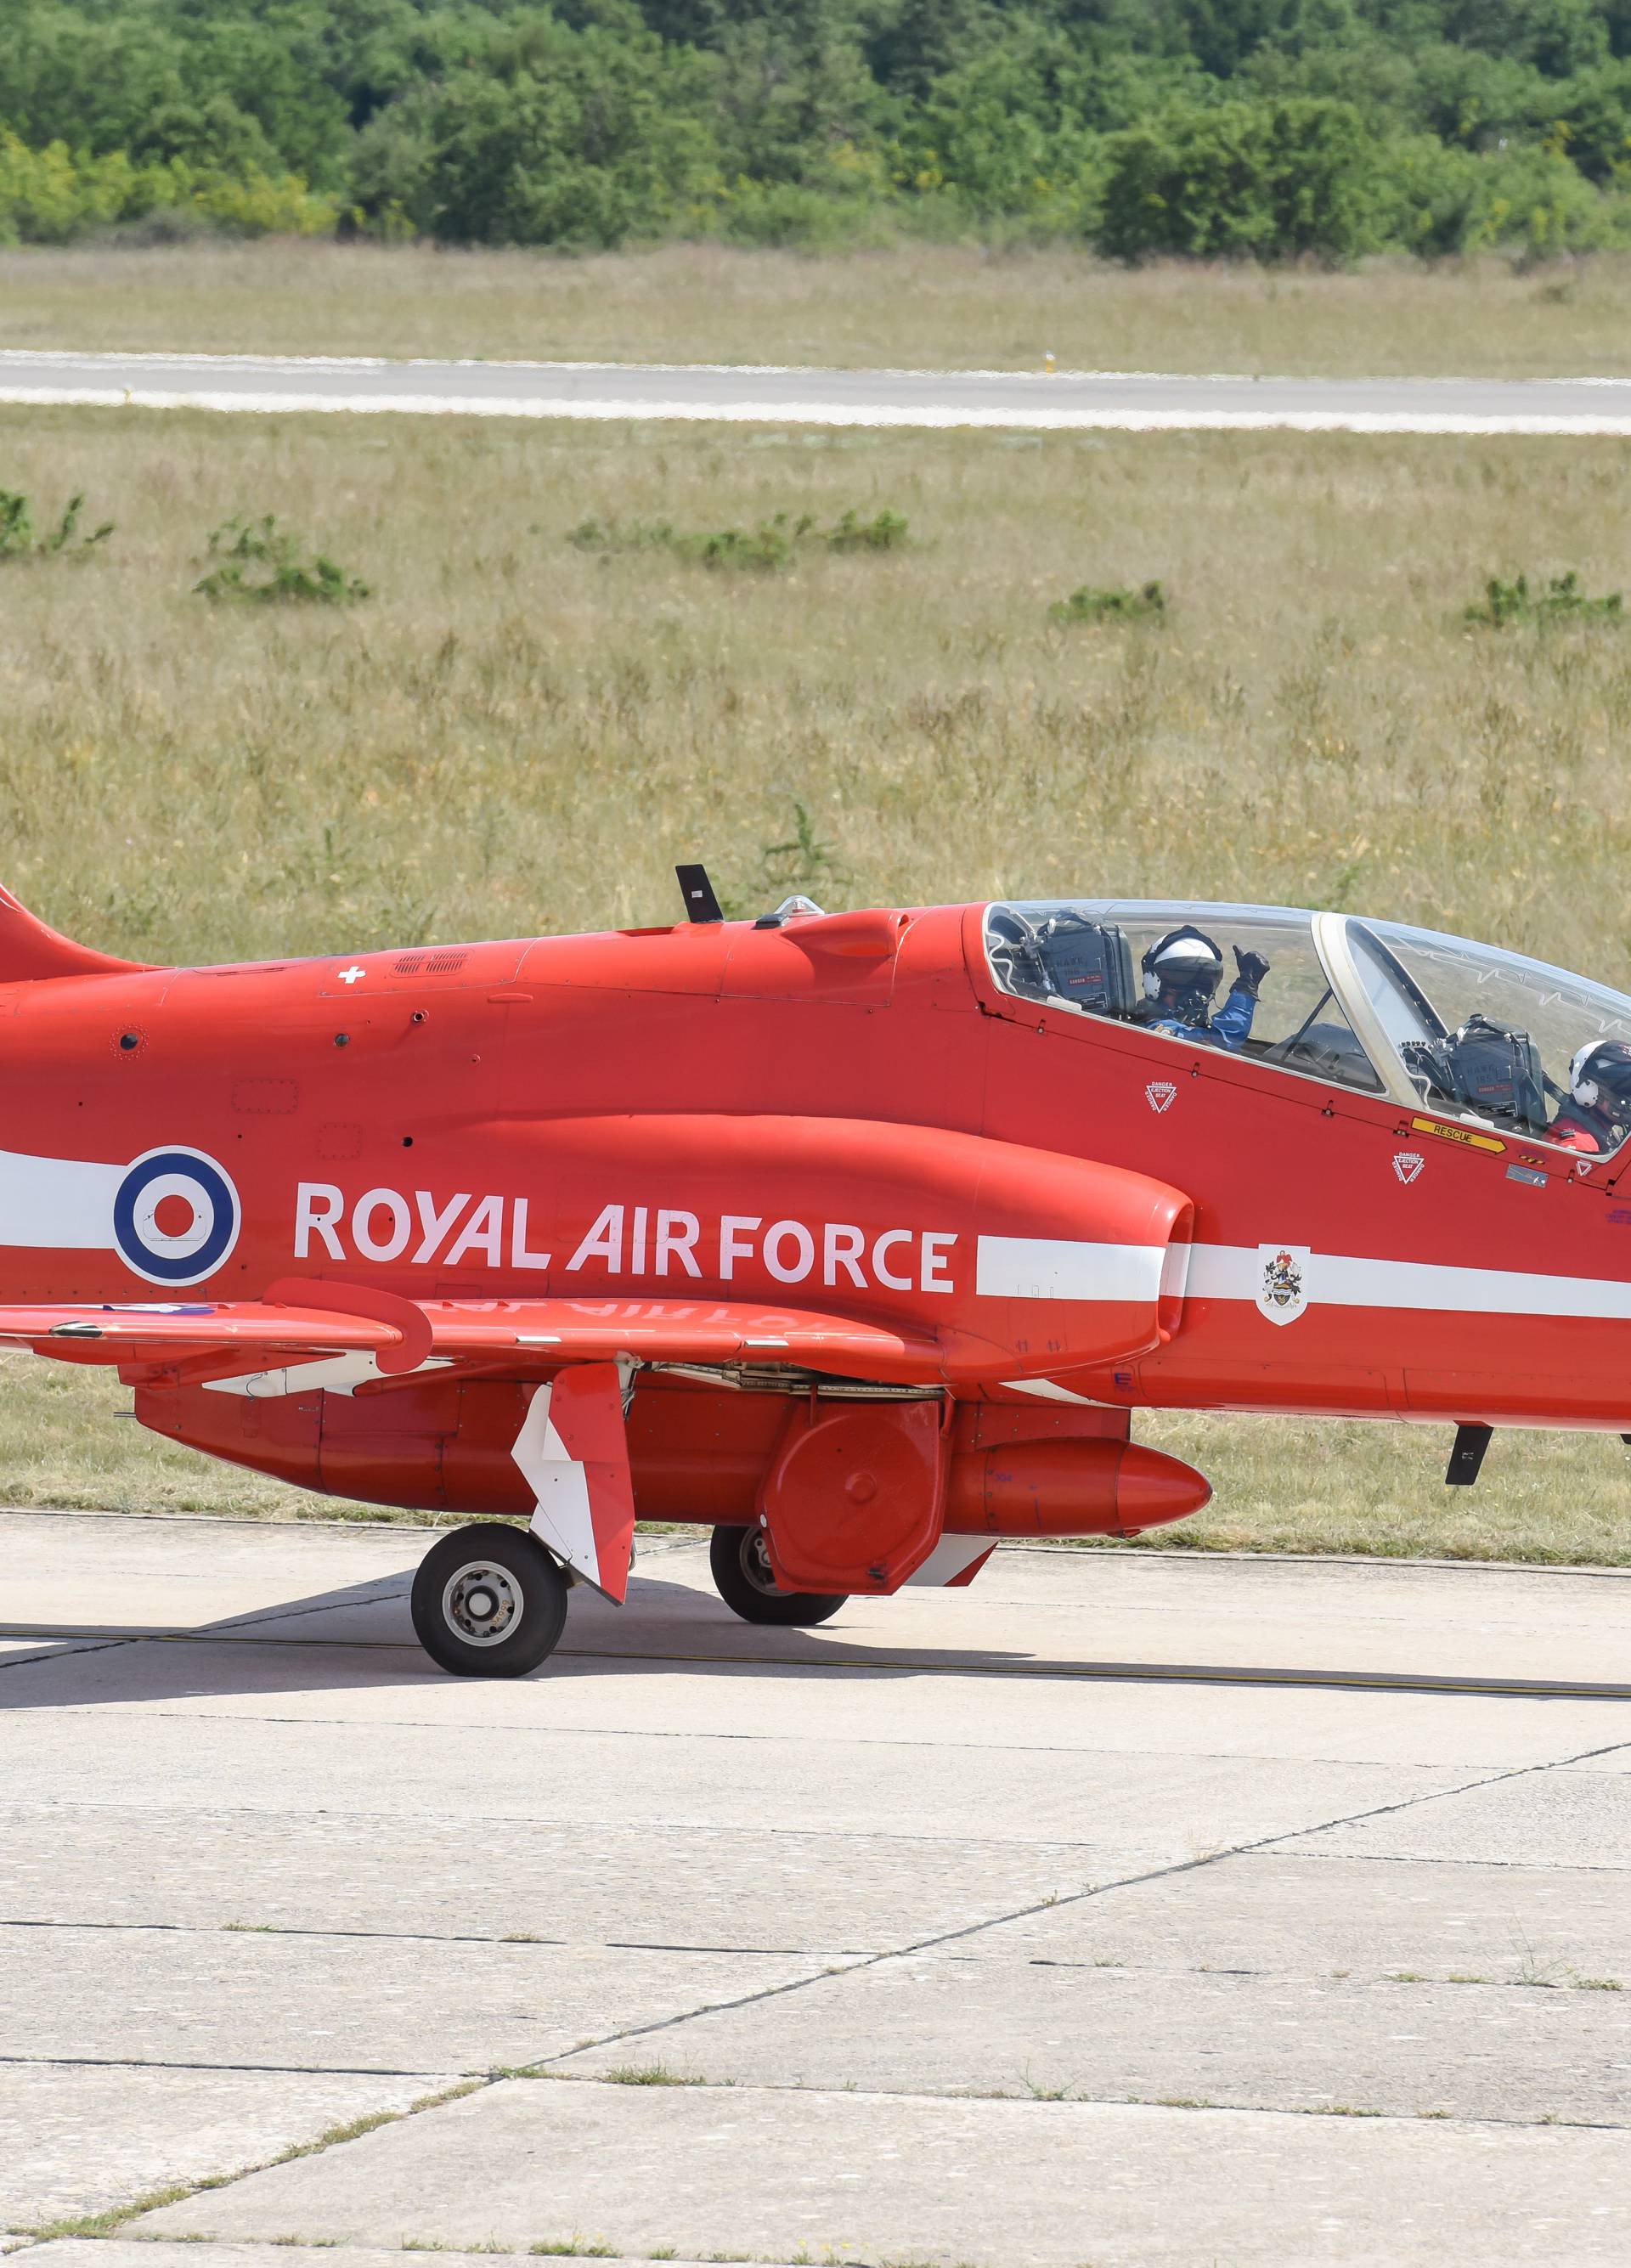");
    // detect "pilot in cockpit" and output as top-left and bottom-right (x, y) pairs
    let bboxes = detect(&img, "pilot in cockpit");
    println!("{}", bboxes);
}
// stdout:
(1548, 1041), (1631, 1154)
(1139, 925), (1270, 1052)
